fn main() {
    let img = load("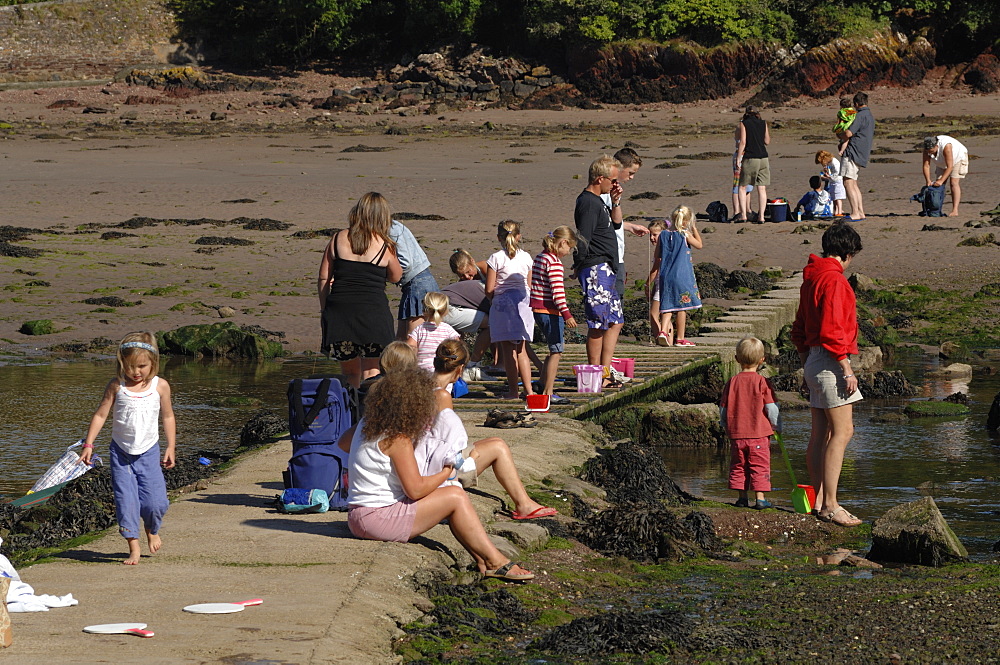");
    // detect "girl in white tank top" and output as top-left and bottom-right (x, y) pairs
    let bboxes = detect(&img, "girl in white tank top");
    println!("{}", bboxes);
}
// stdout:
(80, 333), (177, 565)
